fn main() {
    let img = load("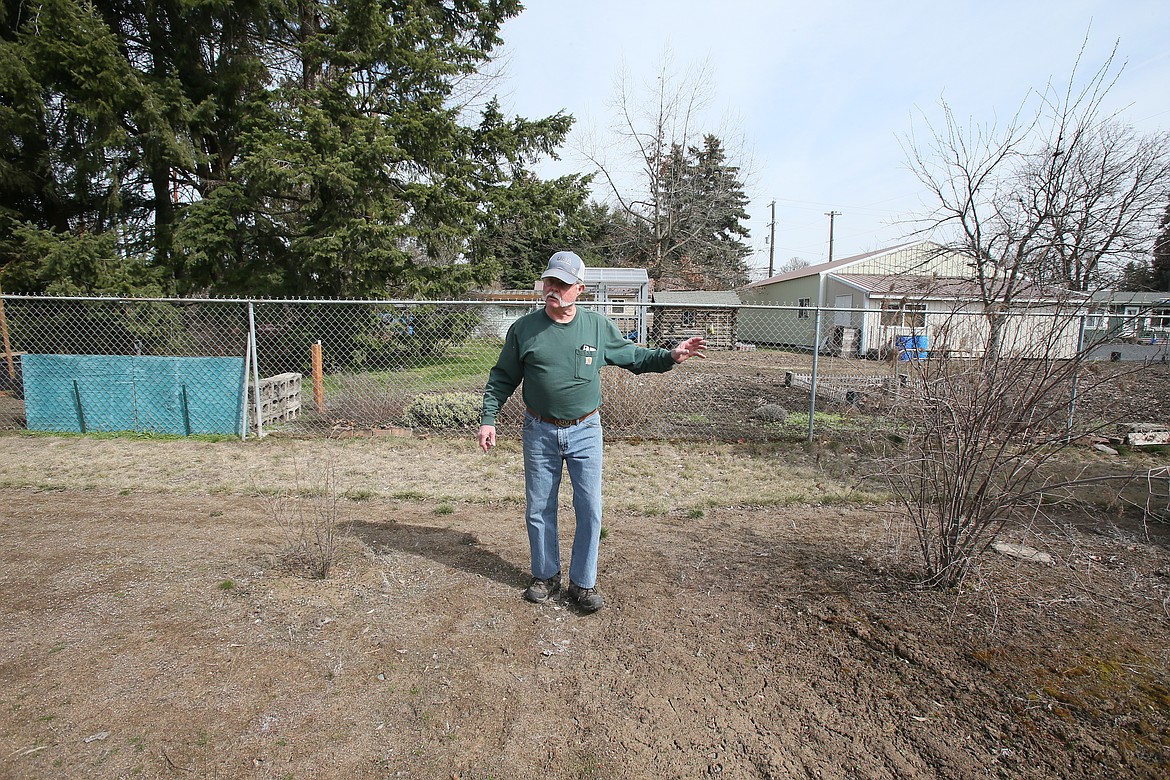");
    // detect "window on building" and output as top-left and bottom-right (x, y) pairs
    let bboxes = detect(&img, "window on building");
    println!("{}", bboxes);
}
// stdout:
(797, 297), (811, 320)
(880, 301), (927, 328)
(1152, 308), (1170, 330)
(681, 311), (696, 327)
